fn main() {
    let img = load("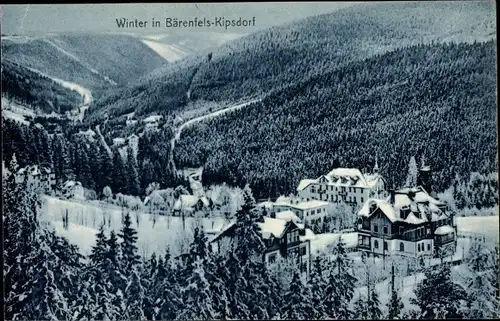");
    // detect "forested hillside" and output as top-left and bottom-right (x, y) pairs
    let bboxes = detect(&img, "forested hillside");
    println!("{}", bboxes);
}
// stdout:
(85, 1), (495, 125)
(174, 41), (497, 199)
(1, 60), (81, 114)
(1, 33), (168, 91)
